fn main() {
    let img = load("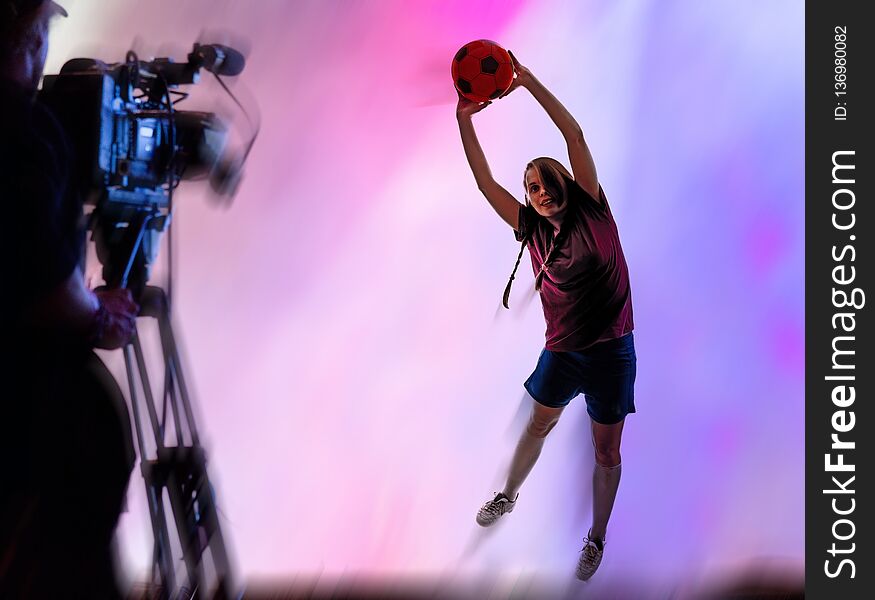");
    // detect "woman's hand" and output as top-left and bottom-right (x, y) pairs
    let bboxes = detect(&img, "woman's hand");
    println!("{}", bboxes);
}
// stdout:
(499, 51), (533, 98)
(456, 92), (492, 119)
